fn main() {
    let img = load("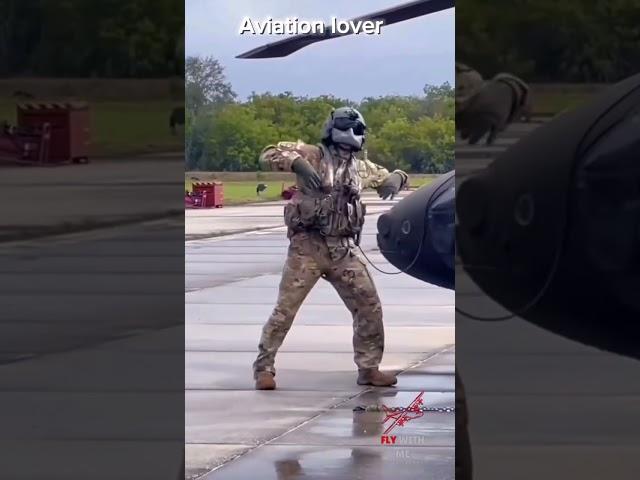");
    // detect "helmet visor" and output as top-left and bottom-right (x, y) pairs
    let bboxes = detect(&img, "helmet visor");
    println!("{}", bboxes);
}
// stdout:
(333, 117), (366, 135)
